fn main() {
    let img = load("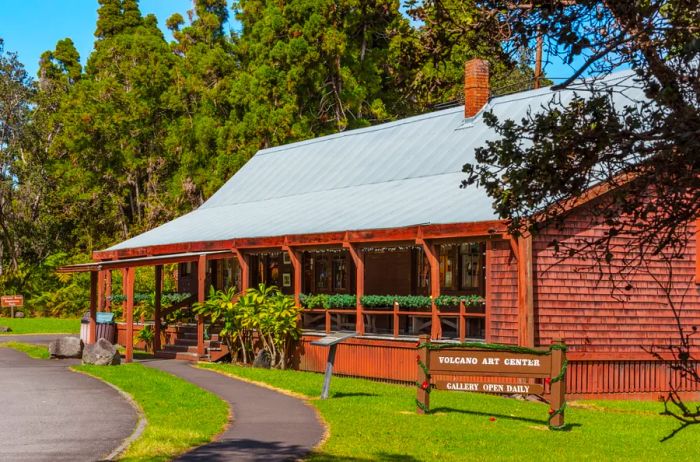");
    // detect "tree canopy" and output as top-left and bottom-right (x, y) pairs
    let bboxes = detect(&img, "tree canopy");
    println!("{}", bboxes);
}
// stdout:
(462, 1), (699, 259)
(0, 0), (535, 313)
